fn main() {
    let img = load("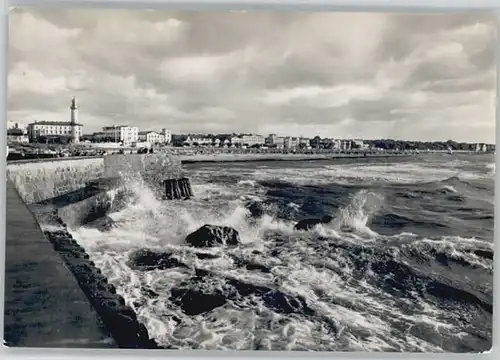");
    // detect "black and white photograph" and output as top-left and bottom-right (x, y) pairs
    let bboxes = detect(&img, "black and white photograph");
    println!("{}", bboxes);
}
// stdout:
(4, 7), (496, 352)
